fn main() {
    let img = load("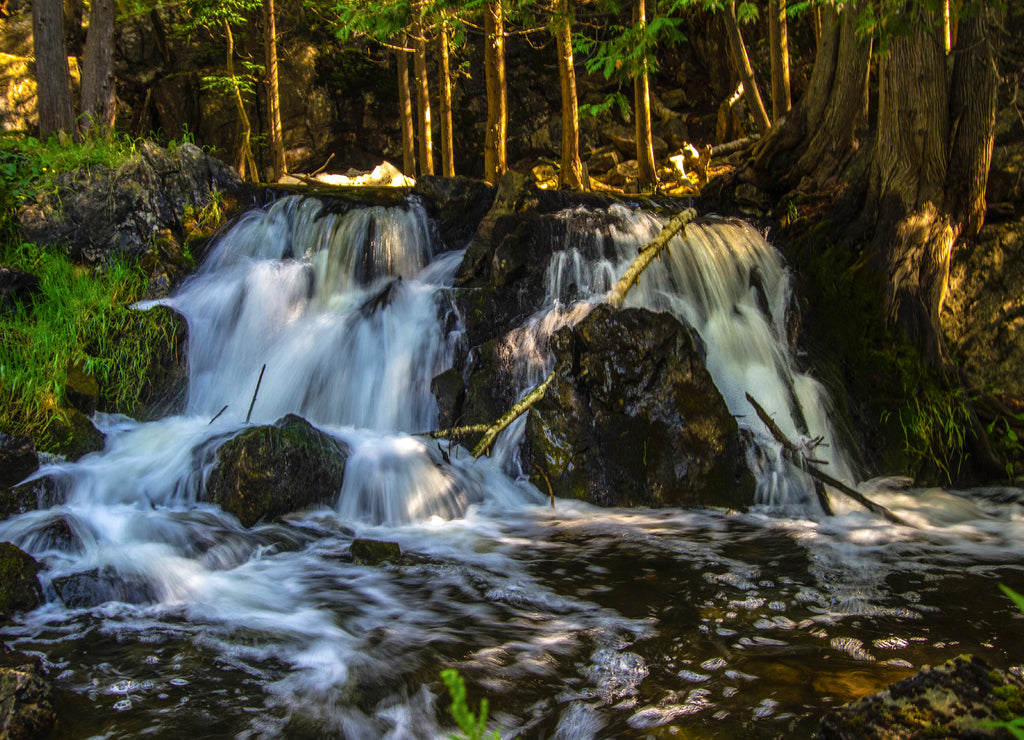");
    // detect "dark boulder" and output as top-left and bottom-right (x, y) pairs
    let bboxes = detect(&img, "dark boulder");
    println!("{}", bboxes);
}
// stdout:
(39, 409), (105, 461)
(206, 414), (349, 527)
(817, 655), (1024, 739)
(5, 473), (67, 520)
(0, 653), (56, 740)
(522, 305), (754, 509)
(0, 266), (40, 316)
(413, 175), (496, 251)
(0, 543), (42, 621)
(431, 367), (466, 432)
(16, 141), (250, 267)
(52, 567), (156, 608)
(0, 434), (37, 489)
